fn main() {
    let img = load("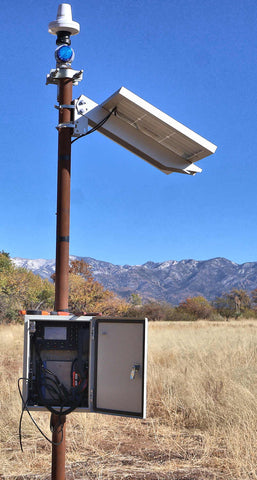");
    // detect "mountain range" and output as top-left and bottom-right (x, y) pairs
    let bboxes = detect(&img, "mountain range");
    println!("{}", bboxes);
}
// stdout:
(12, 256), (257, 305)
